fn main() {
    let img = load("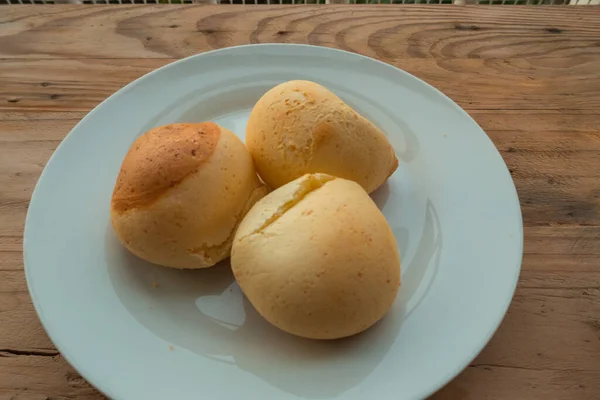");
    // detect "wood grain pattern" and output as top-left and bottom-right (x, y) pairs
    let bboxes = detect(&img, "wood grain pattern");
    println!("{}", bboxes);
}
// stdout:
(1, 5), (599, 400)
